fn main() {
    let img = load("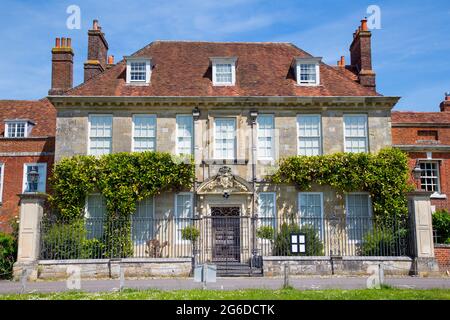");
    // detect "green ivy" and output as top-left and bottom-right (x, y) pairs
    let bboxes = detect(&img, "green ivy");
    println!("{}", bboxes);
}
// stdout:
(48, 152), (194, 258)
(49, 152), (194, 221)
(272, 148), (414, 224)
